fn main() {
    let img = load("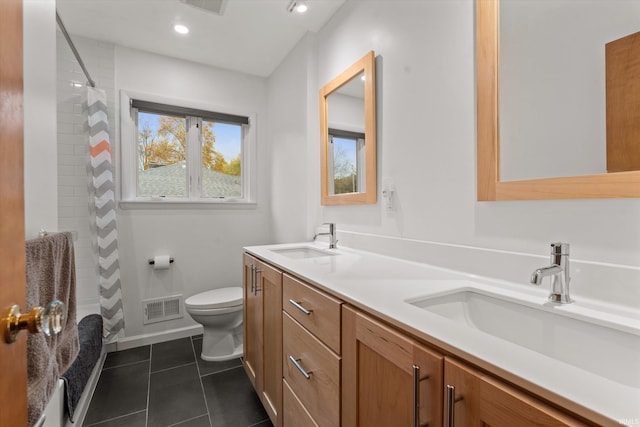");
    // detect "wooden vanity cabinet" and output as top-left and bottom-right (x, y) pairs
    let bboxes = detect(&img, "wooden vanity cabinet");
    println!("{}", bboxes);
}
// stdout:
(342, 305), (444, 427)
(243, 254), (283, 427)
(282, 274), (342, 427)
(243, 254), (606, 427)
(444, 358), (590, 427)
